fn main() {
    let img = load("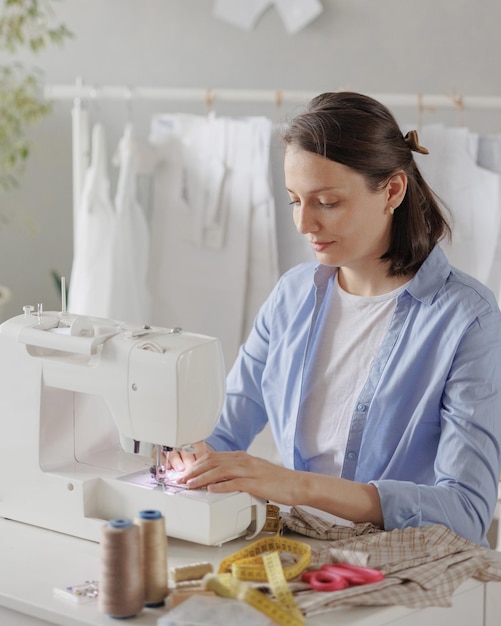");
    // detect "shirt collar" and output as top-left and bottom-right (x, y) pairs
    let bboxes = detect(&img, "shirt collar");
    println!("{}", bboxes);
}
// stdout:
(405, 245), (451, 304)
(313, 263), (337, 288)
(312, 245), (450, 303)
